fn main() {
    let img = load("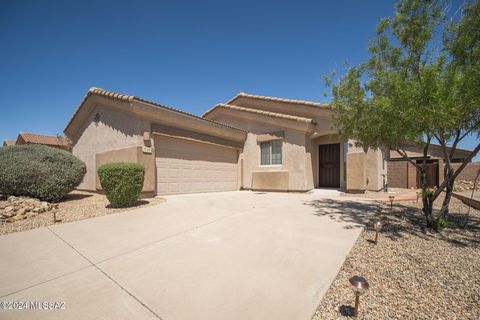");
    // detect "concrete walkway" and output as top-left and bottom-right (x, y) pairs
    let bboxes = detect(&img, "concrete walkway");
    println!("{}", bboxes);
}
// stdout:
(0, 191), (377, 320)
